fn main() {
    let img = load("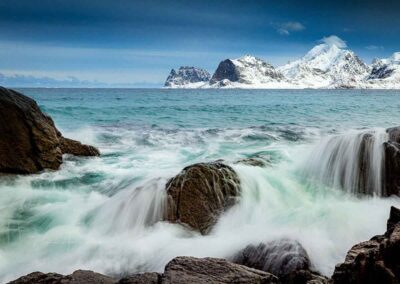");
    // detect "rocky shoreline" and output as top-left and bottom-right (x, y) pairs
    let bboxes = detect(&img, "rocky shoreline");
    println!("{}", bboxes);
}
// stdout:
(8, 207), (400, 283)
(1, 87), (400, 283)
